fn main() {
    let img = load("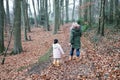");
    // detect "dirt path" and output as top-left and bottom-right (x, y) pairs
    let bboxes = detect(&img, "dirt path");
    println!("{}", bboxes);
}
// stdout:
(37, 36), (97, 80)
